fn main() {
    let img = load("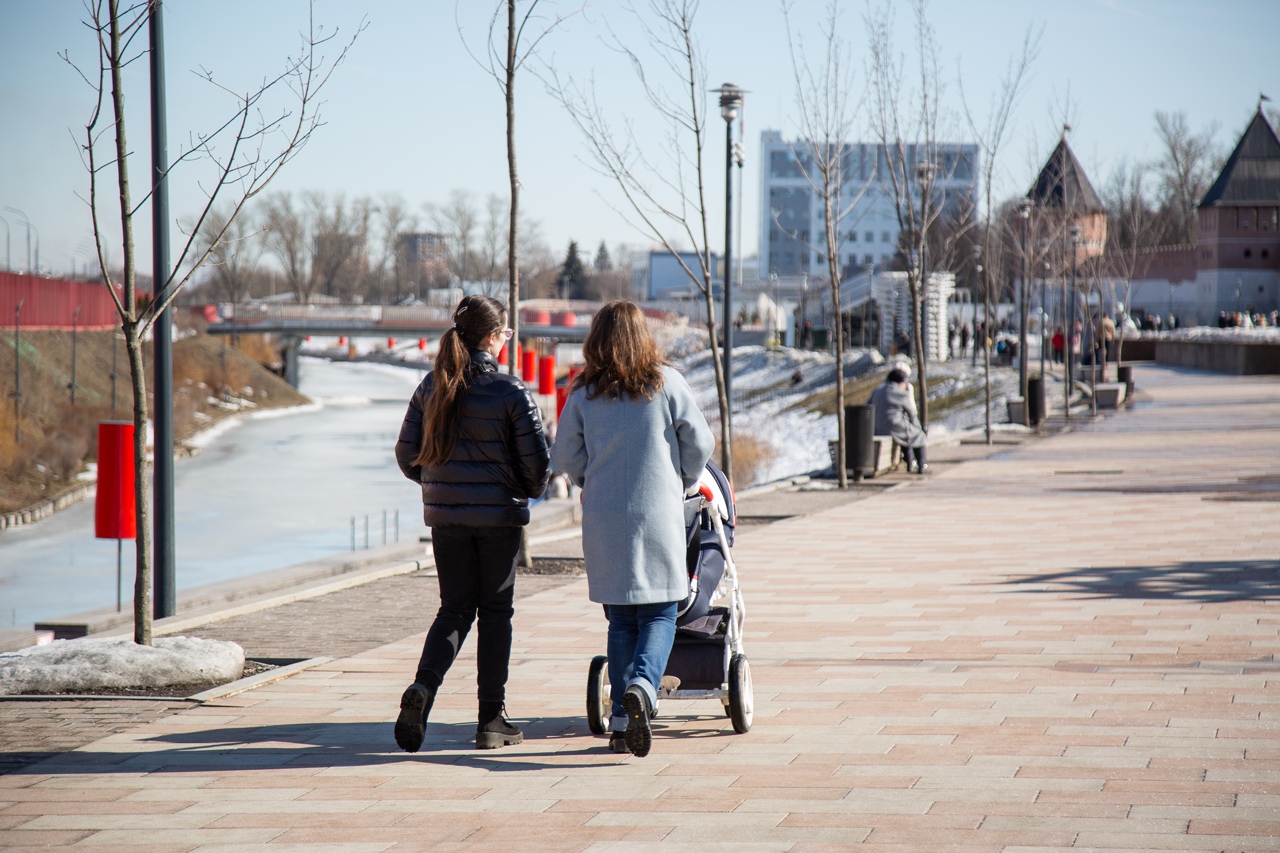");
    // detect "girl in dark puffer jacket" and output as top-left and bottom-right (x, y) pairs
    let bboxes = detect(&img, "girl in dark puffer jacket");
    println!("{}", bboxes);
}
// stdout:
(392, 295), (550, 752)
